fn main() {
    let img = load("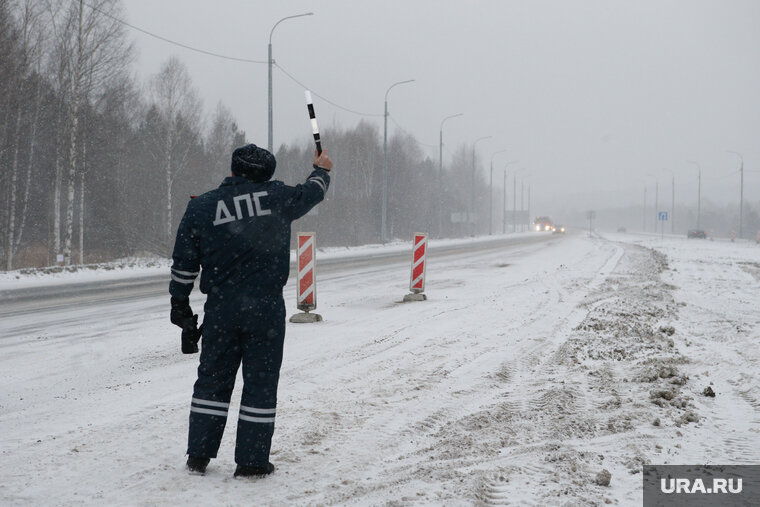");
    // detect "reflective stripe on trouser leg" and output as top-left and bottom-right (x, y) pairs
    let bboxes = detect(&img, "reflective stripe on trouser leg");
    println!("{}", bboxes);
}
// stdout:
(187, 397), (232, 458)
(234, 296), (285, 467)
(236, 405), (276, 467)
(187, 315), (242, 459)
